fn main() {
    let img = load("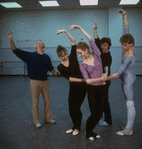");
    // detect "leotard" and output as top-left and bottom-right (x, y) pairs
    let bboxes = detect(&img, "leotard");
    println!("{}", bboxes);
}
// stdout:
(117, 56), (136, 101)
